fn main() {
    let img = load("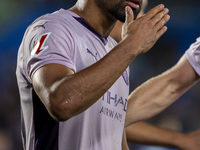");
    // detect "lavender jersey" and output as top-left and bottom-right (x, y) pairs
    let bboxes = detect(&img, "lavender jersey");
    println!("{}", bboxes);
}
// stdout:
(186, 37), (200, 76)
(16, 9), (130, 150)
